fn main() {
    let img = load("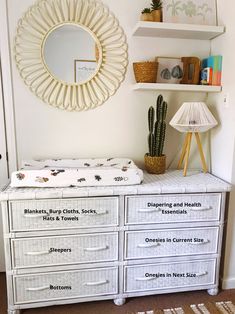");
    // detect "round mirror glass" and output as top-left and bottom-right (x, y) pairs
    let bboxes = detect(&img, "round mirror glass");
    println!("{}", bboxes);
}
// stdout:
(43, 24), (100, 84)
